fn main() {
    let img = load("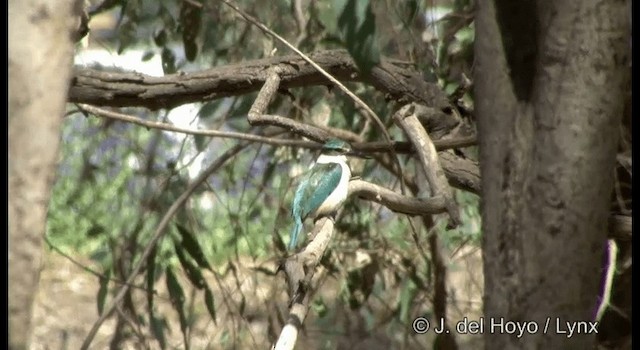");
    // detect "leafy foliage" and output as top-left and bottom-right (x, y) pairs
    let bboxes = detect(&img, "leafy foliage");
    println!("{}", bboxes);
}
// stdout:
(47, 0), (479, 348)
